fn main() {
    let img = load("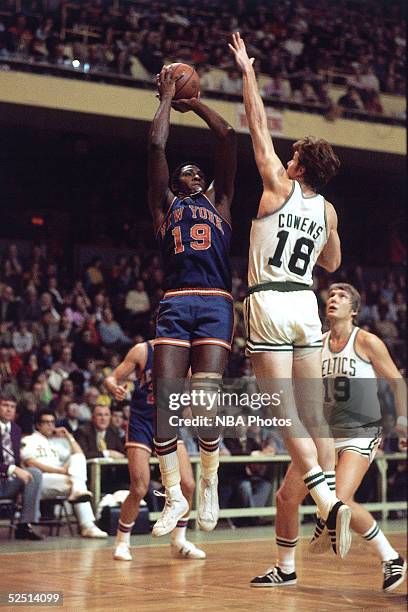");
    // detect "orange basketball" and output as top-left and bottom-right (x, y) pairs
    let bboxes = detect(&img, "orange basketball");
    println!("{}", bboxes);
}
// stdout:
(168, 62), (200, 100)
